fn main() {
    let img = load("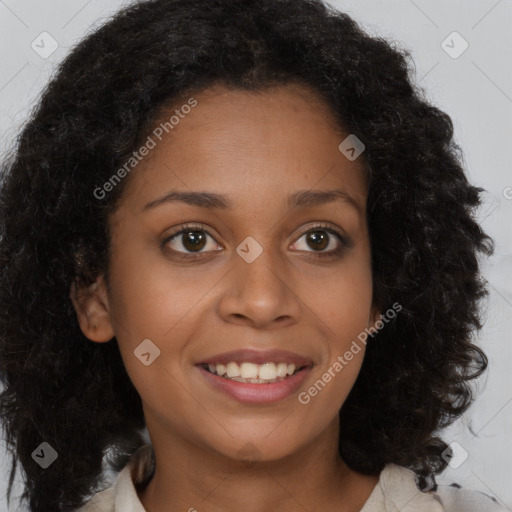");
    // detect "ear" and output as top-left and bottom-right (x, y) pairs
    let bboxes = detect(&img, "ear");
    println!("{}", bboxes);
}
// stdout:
(70, 275), (115, 343)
